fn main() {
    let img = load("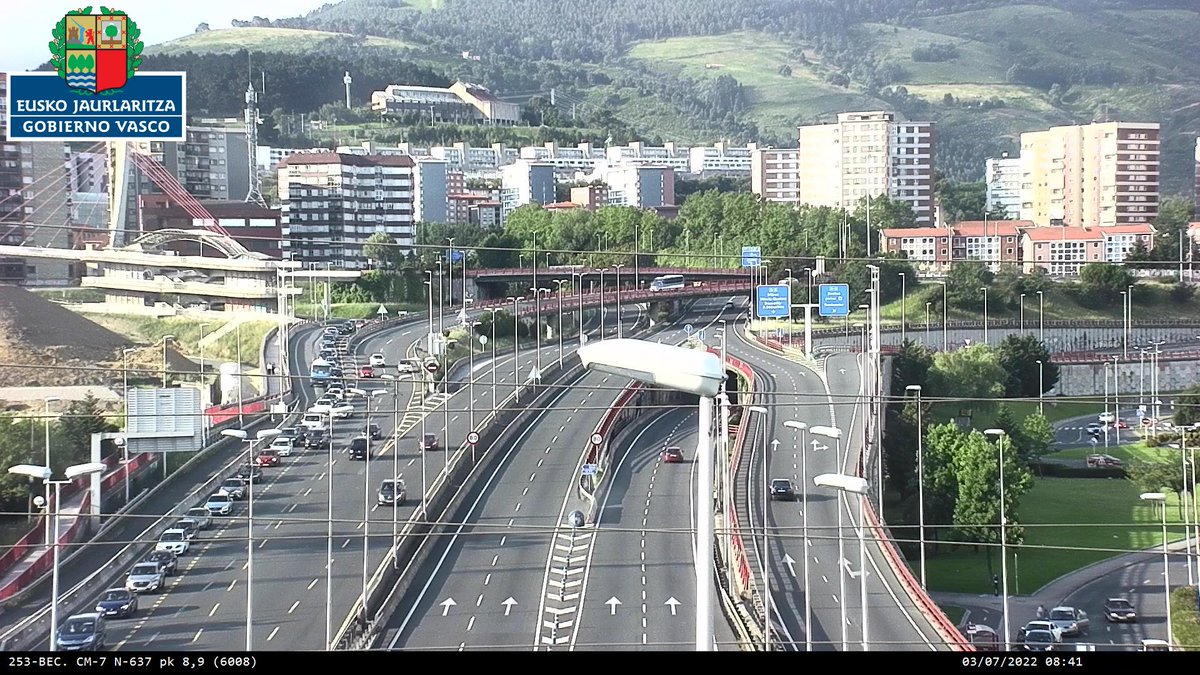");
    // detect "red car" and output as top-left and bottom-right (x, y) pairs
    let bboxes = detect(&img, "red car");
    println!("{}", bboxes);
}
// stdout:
(661, 446), (685, 463)
(256, 449), (280, 467)
(358, 365), (375, 378)
(1113, 420), (1129, 429)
